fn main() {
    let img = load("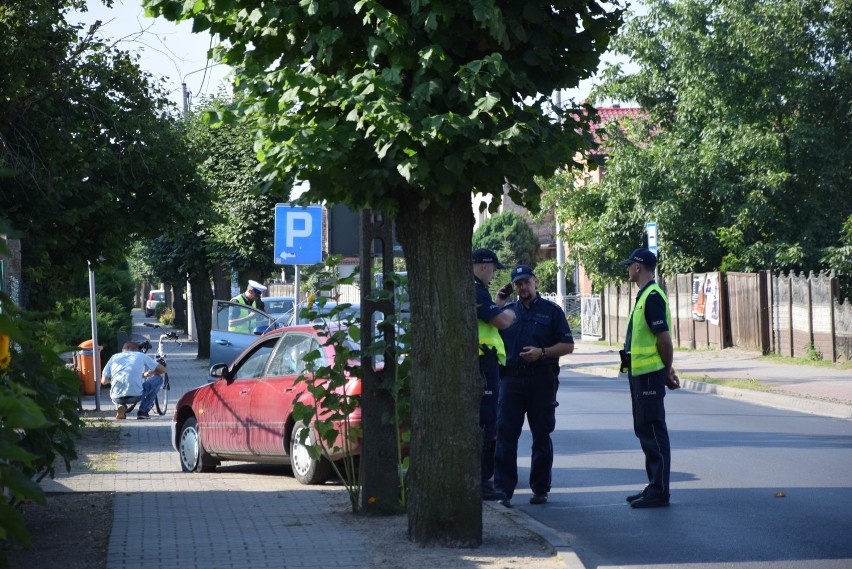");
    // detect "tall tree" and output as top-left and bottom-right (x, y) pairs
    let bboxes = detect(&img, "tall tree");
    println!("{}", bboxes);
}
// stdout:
(565, 0), (852, 287)
(474, 211), (541, 263)
(145, 0), (624, 545)
(188, 96), (279, 288)
(0, 0), (199, 309)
